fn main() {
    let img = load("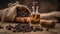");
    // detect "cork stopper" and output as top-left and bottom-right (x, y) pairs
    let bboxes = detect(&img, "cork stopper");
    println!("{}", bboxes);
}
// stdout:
(33, 2), (38, 9)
